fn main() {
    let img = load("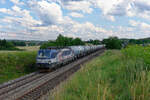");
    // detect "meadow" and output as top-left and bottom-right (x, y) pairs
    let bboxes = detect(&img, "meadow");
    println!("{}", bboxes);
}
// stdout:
(0, 48), (38, 84)
(17, 46), (40, 51)
(53, 45), (150, 100)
